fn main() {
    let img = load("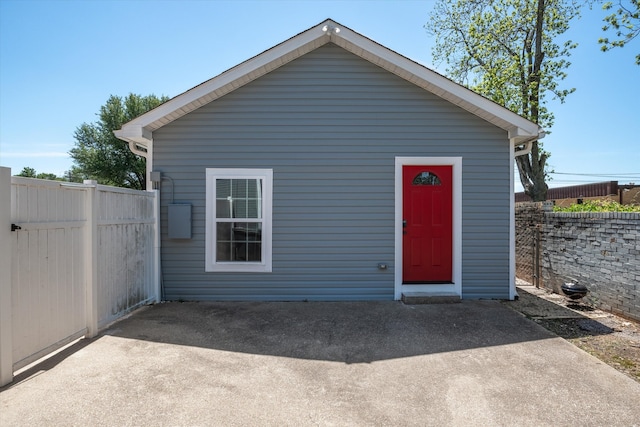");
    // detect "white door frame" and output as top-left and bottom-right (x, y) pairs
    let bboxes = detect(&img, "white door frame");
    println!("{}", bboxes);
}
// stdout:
(394, 157), (463, 300)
